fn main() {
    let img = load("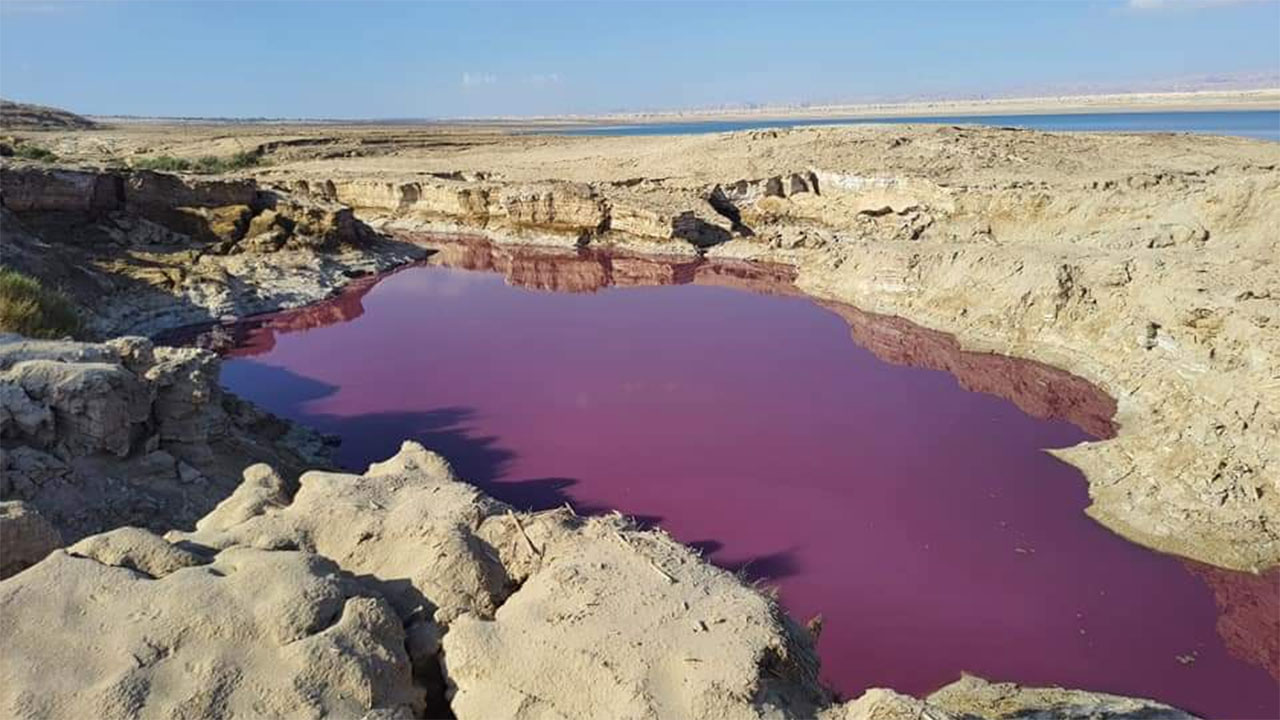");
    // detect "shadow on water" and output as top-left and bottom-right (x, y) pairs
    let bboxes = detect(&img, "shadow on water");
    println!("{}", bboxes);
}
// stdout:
(689, 539), (801, 582)
(322, 408), (515, 485)
(223, 358), (801, 582)
(198, 239), (1279, 716)
(221, 359), (342, 409)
